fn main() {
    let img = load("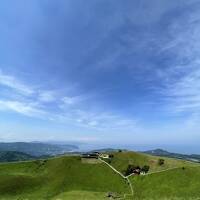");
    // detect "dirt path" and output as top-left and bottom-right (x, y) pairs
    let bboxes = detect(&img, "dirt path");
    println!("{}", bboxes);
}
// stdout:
(144, 167), (180, 175)
(99, 158), (200, 199)
(98, 158), (134, 198)
(145, 164), (200, 176)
